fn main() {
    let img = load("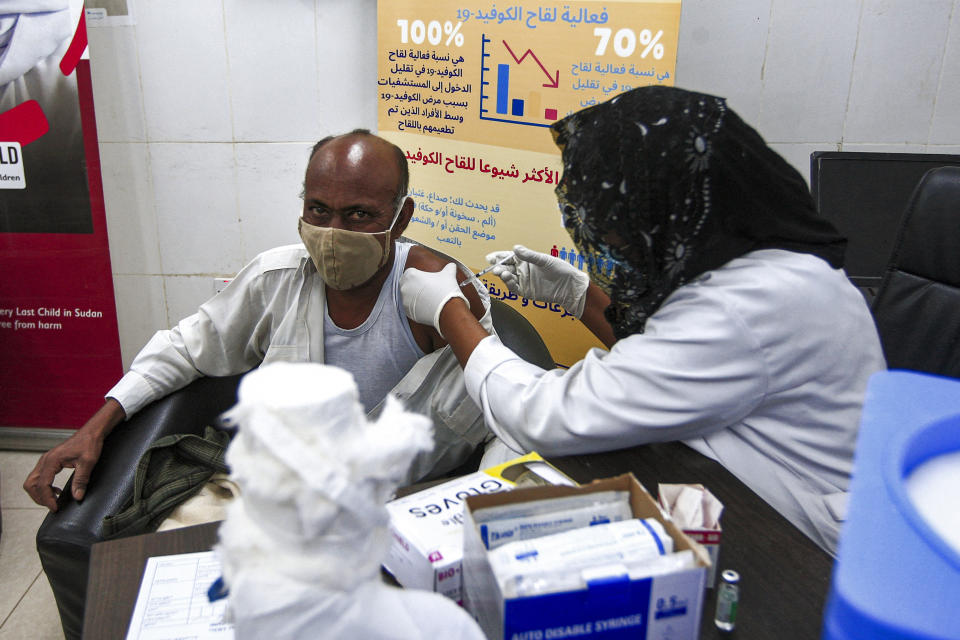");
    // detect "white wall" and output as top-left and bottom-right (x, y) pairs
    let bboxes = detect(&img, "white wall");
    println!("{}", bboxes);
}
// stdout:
(87, 0), (960, 368)
(675, 0), (960, 184)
